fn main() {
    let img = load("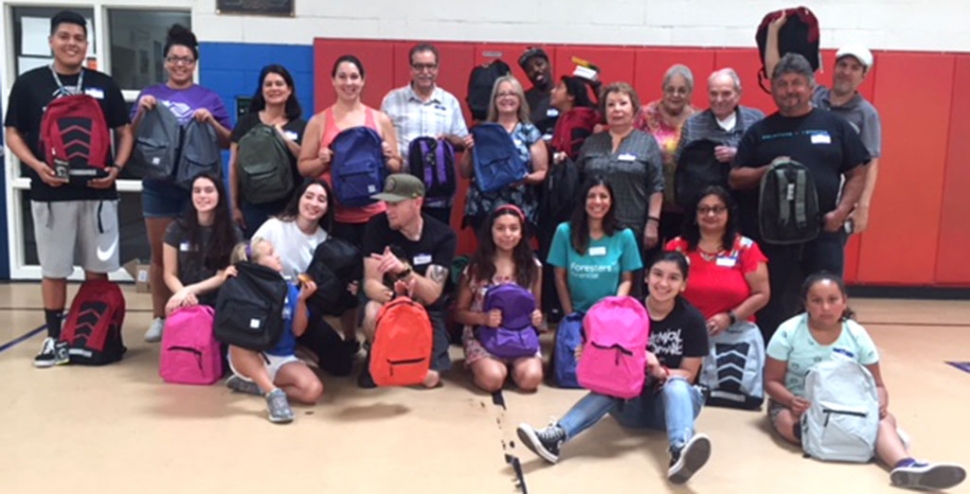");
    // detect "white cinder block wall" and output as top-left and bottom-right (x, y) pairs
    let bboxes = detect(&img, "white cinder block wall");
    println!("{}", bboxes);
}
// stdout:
(195, 0), (970, 52)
